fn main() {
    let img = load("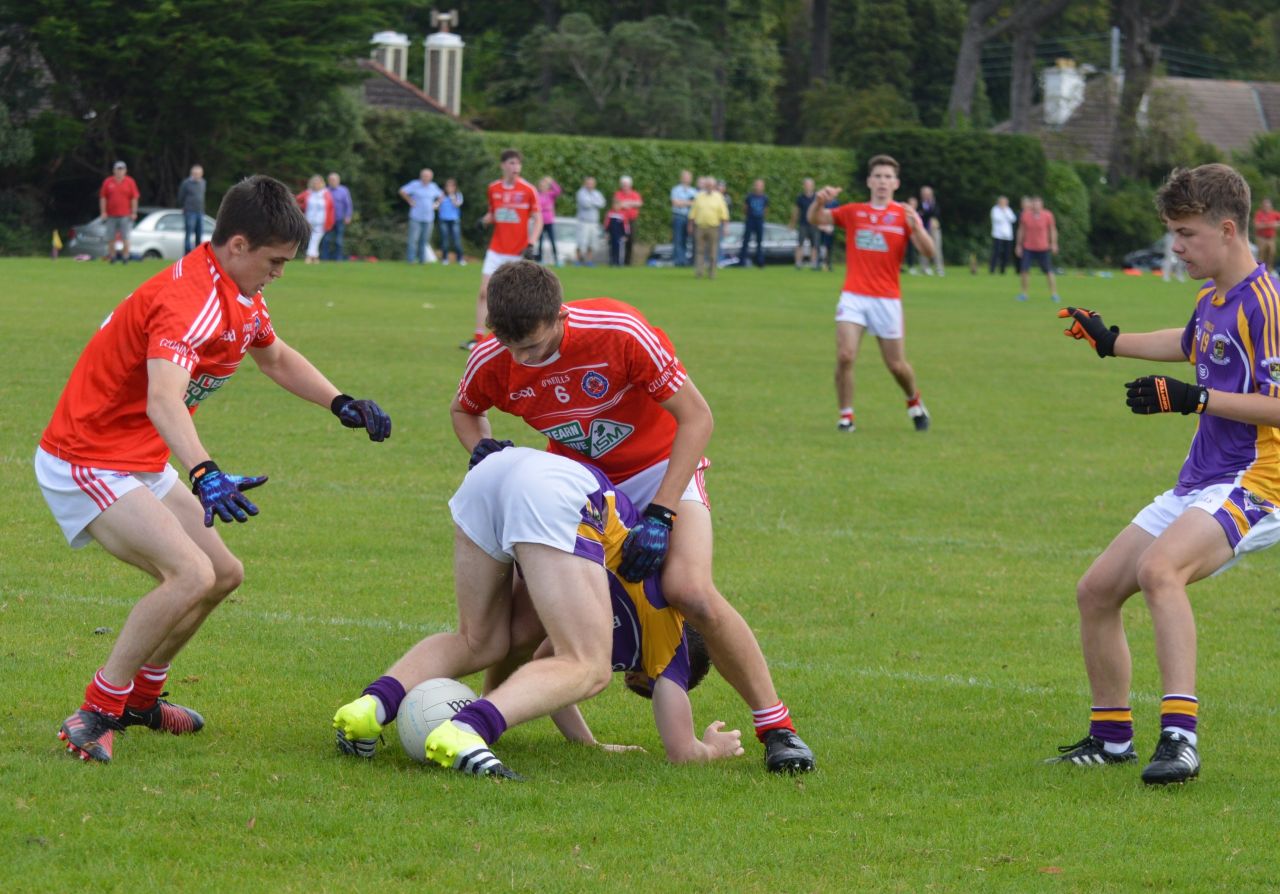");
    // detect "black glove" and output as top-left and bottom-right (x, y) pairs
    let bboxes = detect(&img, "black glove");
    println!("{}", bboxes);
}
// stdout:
(1125, 376), (1208, 415)
(1058, 307), (1119, 358)
(468, 438), (514, 470)
(331, 394), (392, 442)
(521, 246), (536, 260)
